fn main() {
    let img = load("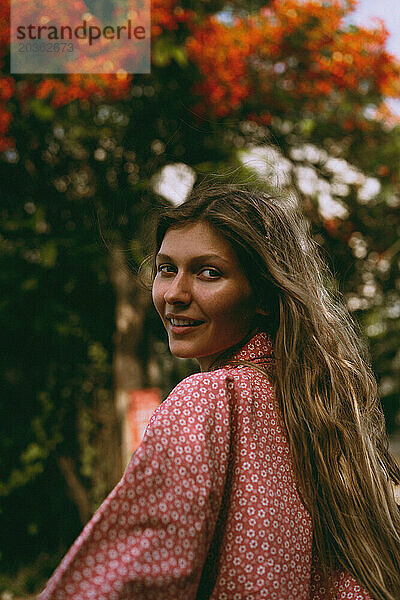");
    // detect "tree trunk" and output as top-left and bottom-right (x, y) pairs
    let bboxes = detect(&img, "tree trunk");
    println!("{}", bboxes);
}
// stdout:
(58, 456), (92, 525)
(109, 245), (152, 473)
